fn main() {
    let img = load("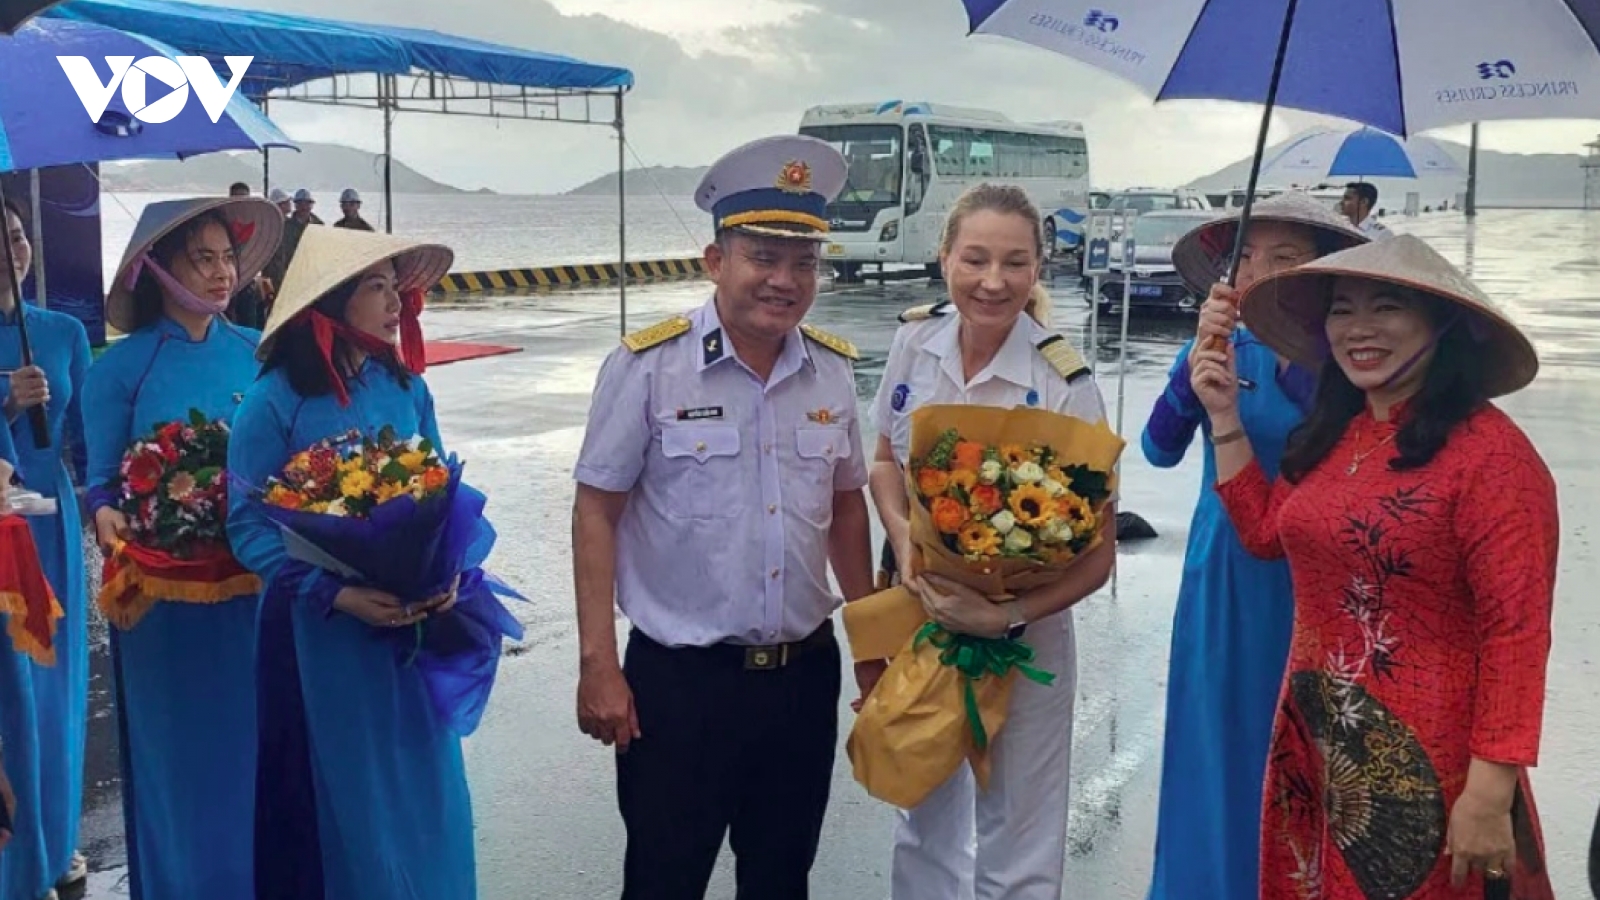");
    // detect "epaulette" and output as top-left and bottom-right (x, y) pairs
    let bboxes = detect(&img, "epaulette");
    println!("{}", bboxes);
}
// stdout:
(800, 323), (859, 360)
(897, 301), (952, 323)
(1035, 334), (1091, 383)
(620, 315), (692, 353)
